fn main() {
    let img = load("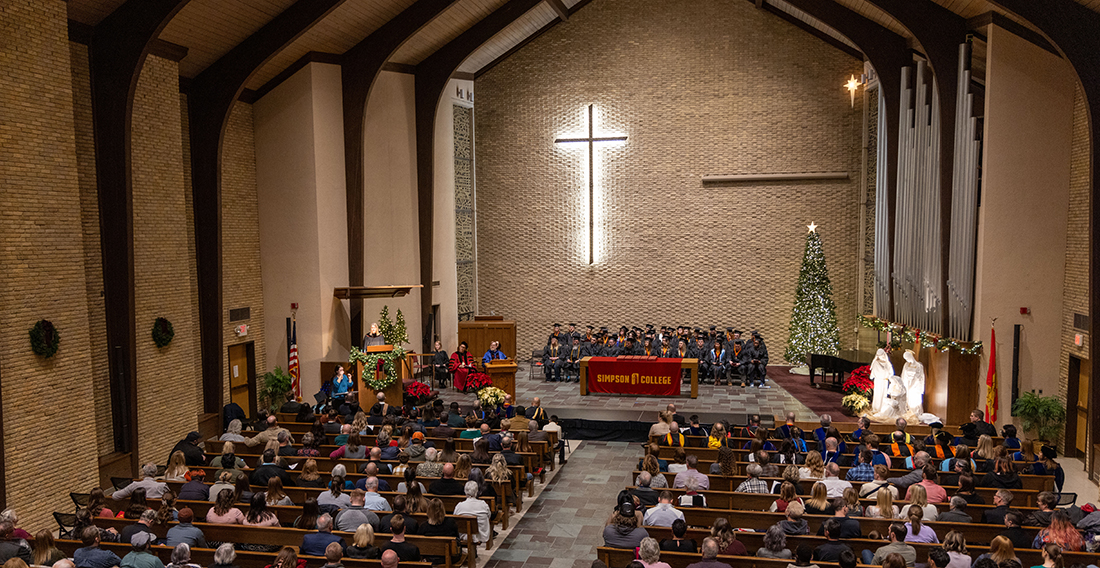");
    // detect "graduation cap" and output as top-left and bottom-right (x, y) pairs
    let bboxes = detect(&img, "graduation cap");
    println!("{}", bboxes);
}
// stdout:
(960, 422), (978, 434)
(586, 325), (594, 329)
(552, 323), (561, 327)
(709, 325), (717, 331)
(928, 421), (944, 429)
(1041, 445), (1058, 459)
(726, 327), (733, 332)
(568, 322), (577, 327)
(733, 329), (743, 335)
